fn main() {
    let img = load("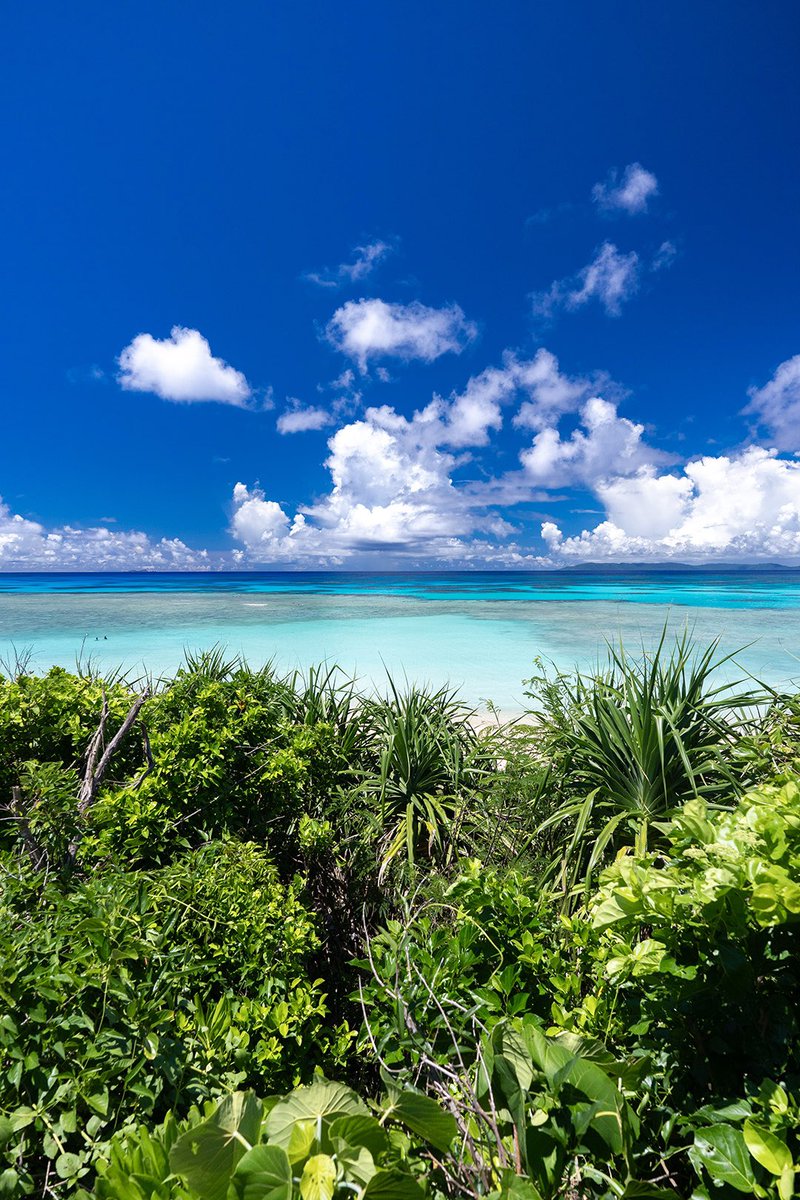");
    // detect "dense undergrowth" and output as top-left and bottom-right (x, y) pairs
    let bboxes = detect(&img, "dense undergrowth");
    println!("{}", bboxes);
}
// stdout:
(0, 636), (798, 1199)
